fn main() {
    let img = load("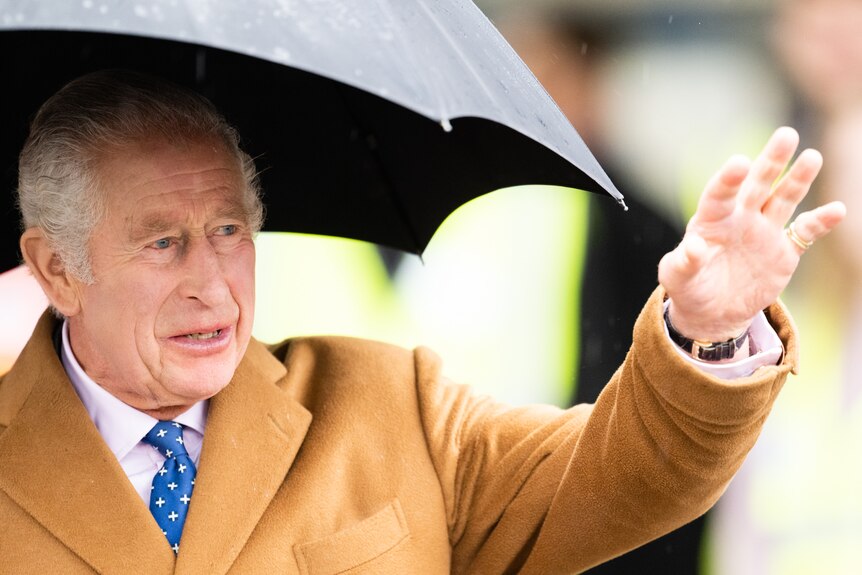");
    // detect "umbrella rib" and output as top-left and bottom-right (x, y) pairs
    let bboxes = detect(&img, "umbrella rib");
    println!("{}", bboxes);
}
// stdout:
(373, 0), (451, 125)
(414, 0), (501, 119)
(381, 175), (425, 257)
(333, 85), (425, 256)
